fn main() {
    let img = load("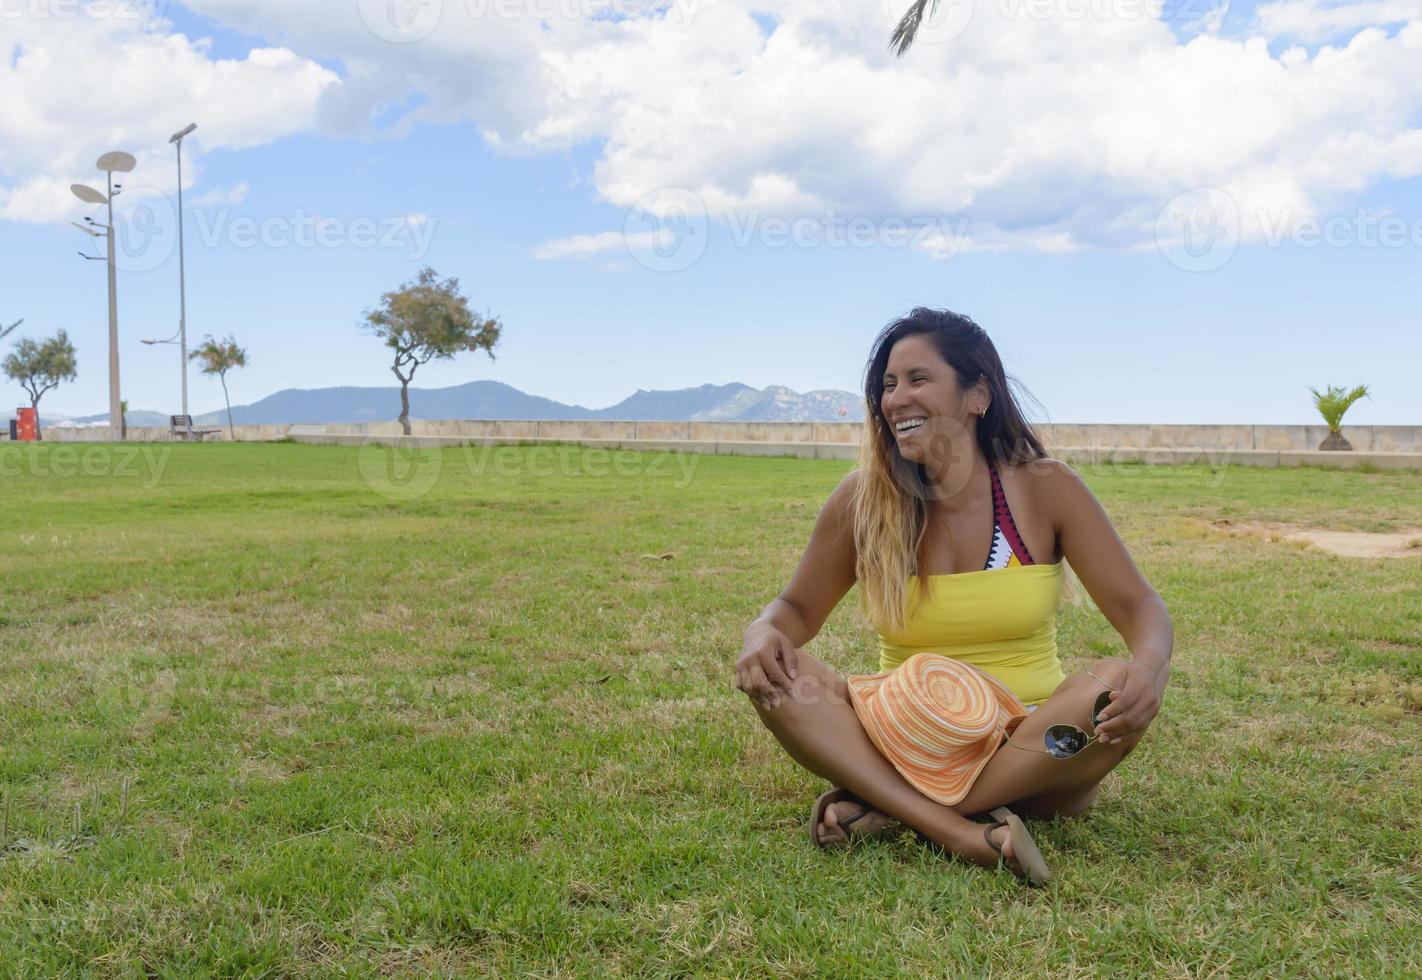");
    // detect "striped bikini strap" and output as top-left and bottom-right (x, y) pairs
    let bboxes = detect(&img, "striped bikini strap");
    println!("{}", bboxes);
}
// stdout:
(988, 462), (1036, 566)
